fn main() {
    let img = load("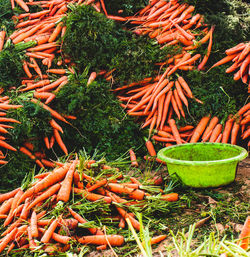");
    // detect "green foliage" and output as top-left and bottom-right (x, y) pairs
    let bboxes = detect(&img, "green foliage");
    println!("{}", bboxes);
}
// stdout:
(0, 47), (24, 90)
(63, 4), (176, 85)
(7, 98), (52, 148)
(0, 0), (15, 32)
(103, 0), (147, 16)
(52, 72), (145, 160)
